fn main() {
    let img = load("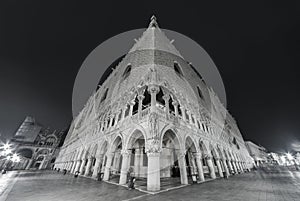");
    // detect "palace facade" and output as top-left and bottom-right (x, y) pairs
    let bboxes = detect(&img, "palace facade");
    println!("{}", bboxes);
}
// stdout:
(55, 17), (253, 191)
